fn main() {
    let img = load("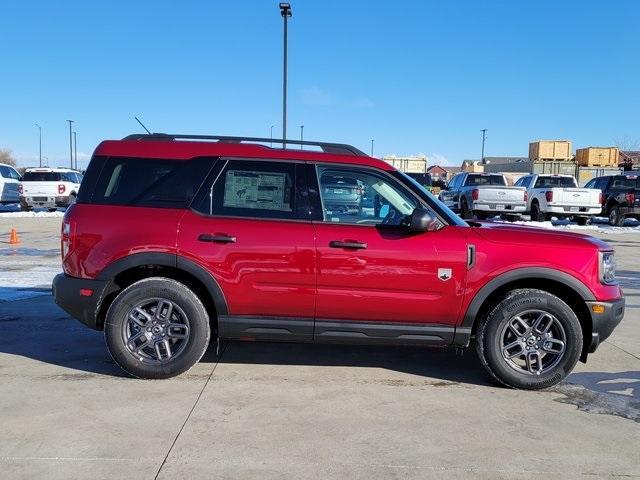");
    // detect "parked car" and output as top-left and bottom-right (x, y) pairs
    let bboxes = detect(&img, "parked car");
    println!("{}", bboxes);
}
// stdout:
(321, 173), (362, 215)
(584, 173), (640, 226)
(19, 167), (83, 211)
(0, 163), (22, 204)
(439, 172), (527, 220)
(514, 174), (602, 225)
(53, 133), (624, 389)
